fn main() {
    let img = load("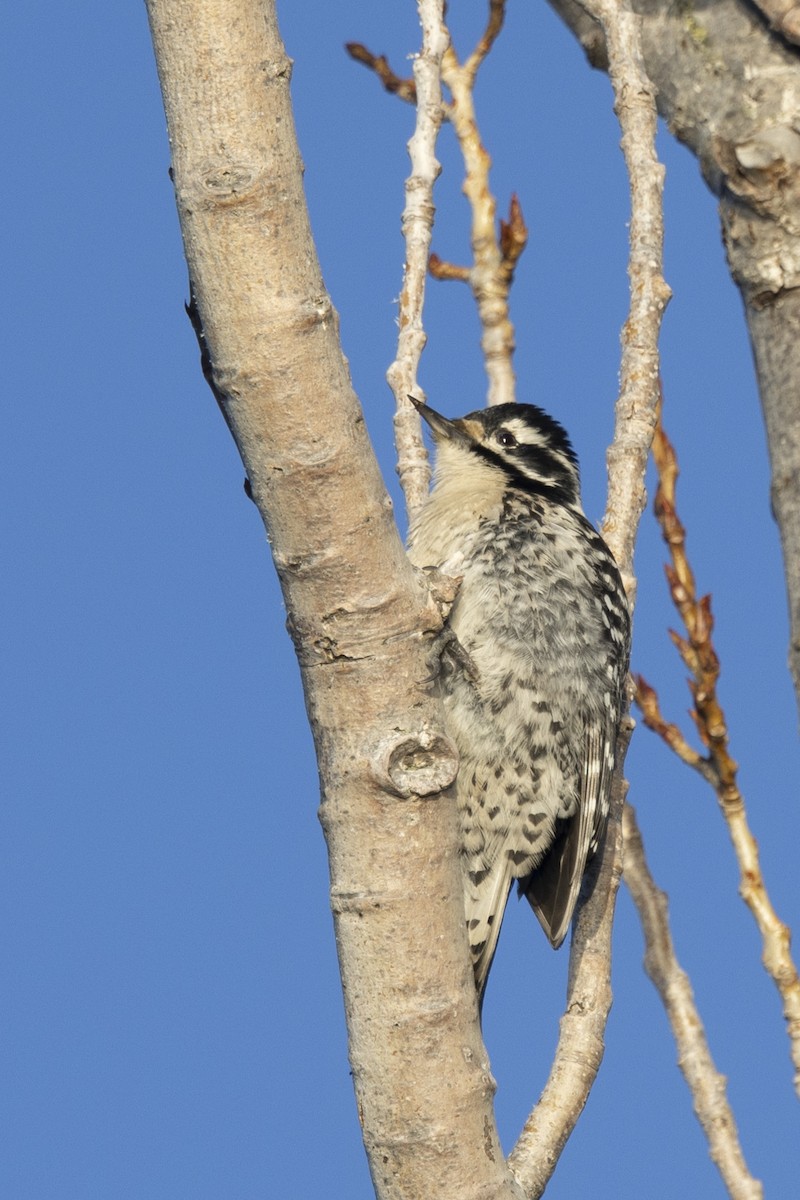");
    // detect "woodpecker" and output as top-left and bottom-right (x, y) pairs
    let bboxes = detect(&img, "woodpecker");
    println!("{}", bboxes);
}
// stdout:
(407, 399), (630, 1001)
